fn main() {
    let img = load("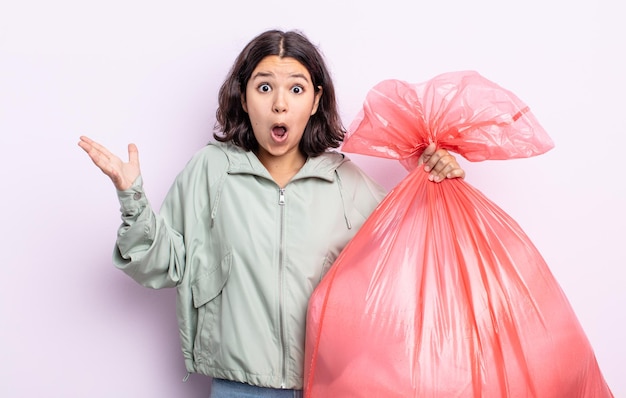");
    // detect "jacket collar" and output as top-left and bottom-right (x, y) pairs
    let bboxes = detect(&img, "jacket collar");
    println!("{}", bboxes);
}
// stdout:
(208, 141), (354, 230)
(213, 142), (348, 183)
